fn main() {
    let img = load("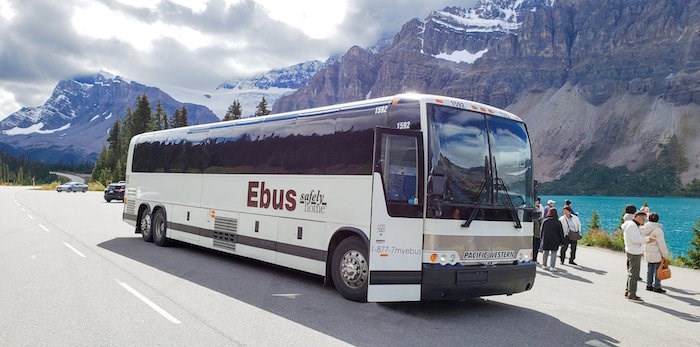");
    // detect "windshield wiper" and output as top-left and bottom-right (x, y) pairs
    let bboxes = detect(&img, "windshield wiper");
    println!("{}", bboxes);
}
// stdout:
(462, 156), (490, 228)
(461, 178), (487, 228)
(492, 157), (522, 229)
